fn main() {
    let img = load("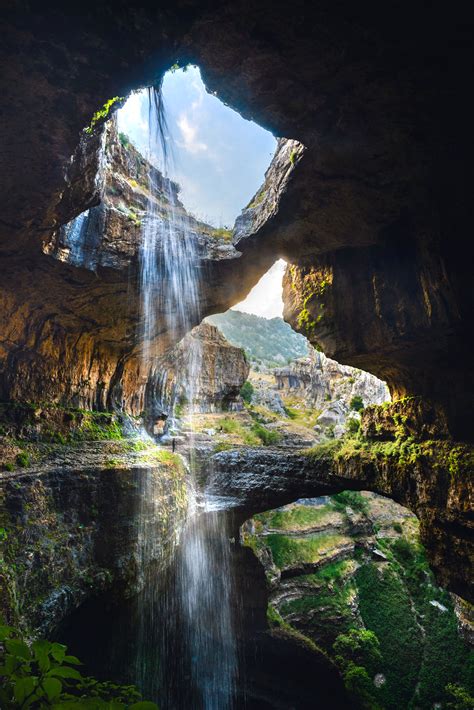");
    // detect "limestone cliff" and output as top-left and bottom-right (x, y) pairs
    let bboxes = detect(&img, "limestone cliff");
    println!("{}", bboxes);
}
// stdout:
(0, 444), (188, 636)
(147, 322), (249, 422)
(242, 493), (474, 708)
(273, 348), (390, 437)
